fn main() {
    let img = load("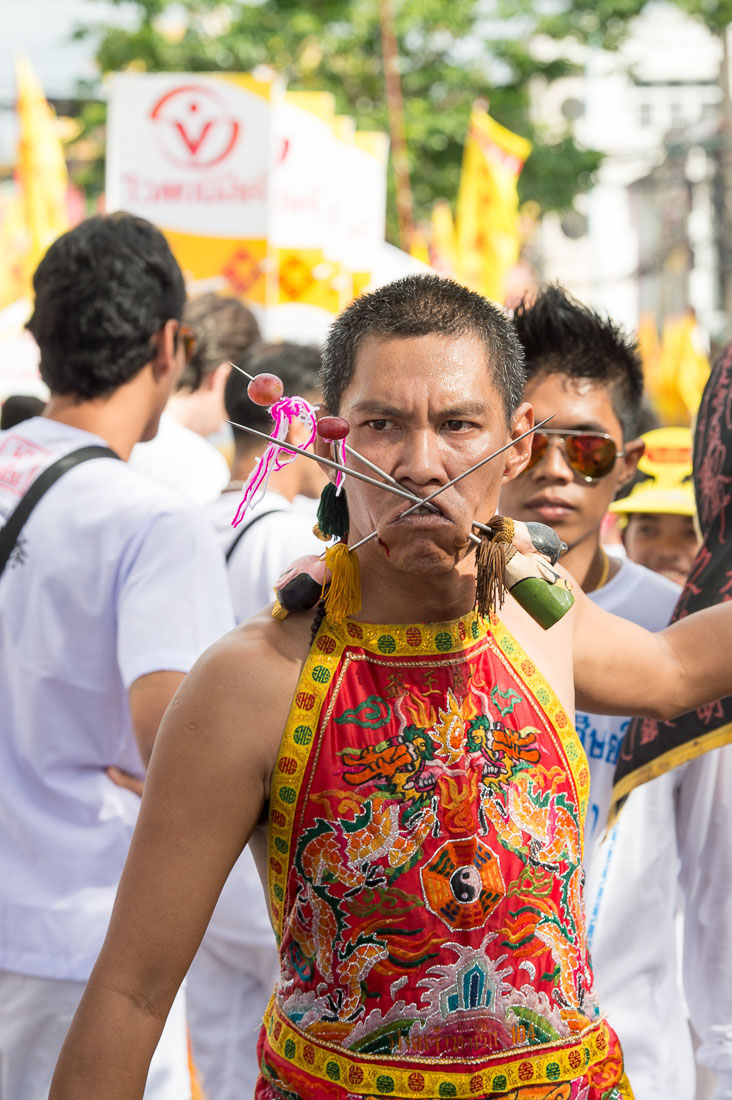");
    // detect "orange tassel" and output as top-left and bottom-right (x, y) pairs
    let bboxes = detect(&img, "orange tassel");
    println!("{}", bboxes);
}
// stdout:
(323, 542), (361, 622)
